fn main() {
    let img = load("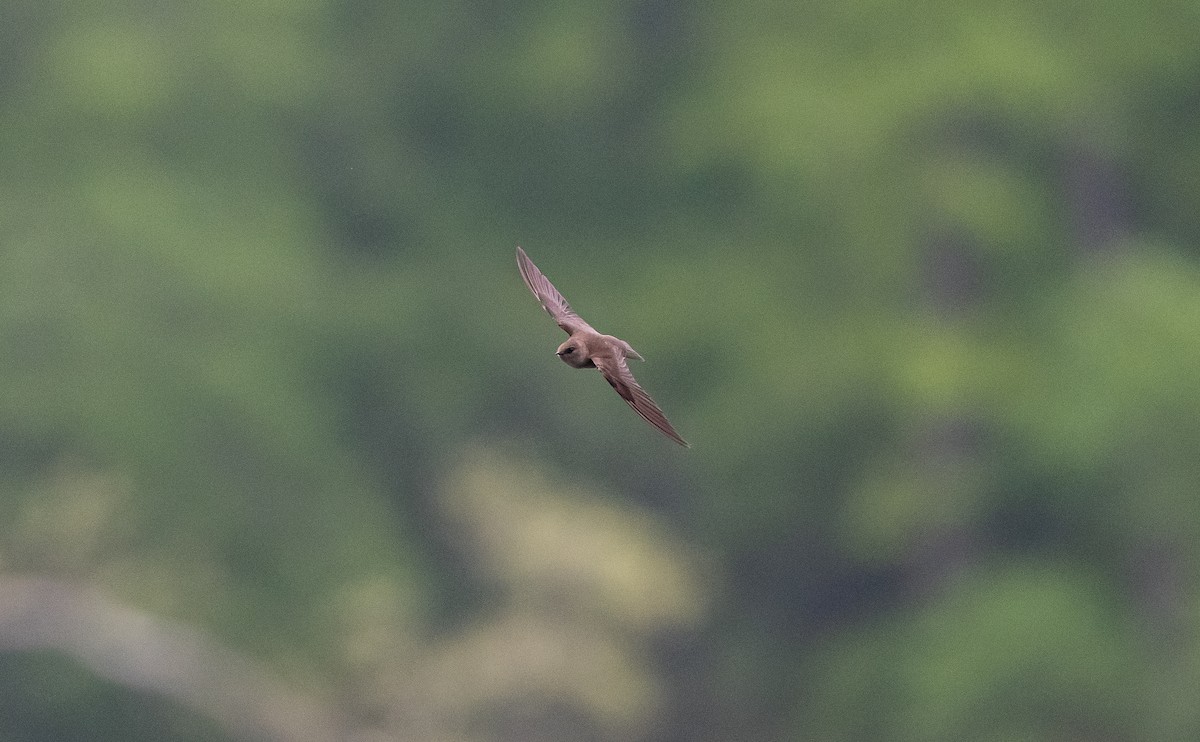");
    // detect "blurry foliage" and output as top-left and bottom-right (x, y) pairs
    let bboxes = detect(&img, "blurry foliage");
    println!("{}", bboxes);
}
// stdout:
(1, 0), (1200, 740)
(801, 563), (1136, 741)
(402, 445), (706, 741)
